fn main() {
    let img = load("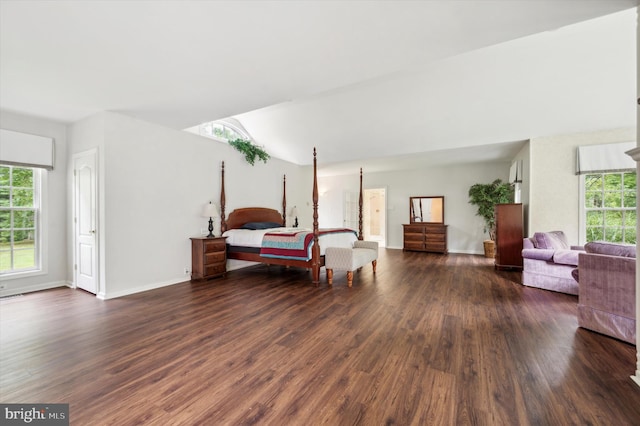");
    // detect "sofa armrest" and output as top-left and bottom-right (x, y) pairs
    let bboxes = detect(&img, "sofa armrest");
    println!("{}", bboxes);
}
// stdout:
(578, 252), (636, 318)
(523, 238), (535, 249)
(354, 240), (378, 252)
(522, 248), (554, 261)
(553, 249), (580, 266)
(571, 245), (585, 251)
